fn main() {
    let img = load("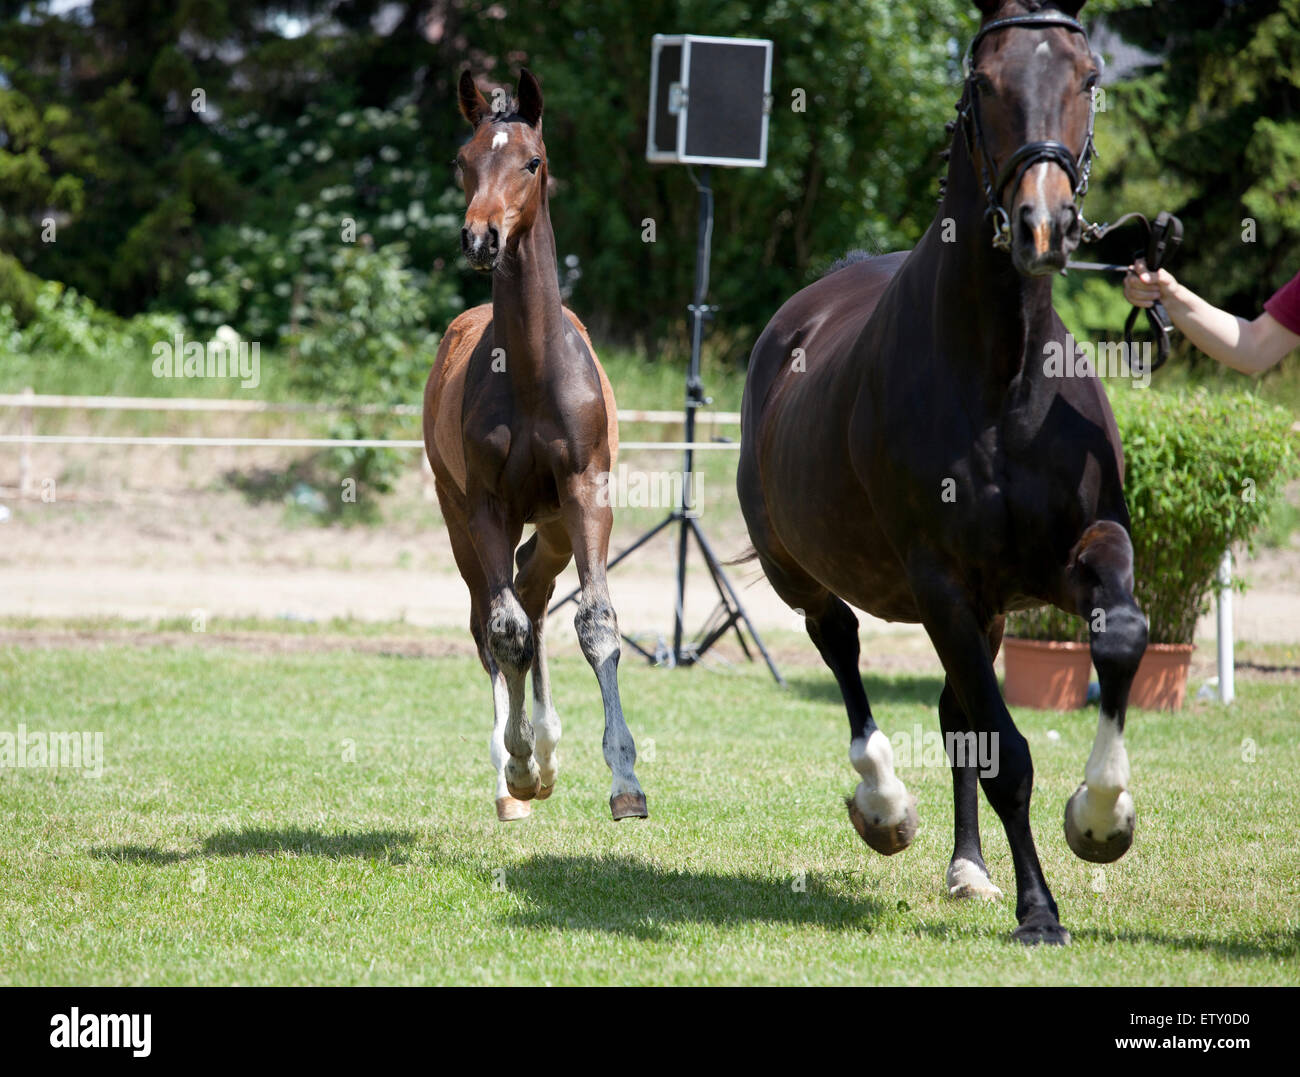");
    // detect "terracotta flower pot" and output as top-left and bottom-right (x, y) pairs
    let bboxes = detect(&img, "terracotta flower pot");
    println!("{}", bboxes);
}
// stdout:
(1002, 638), (1091, 711)
(1129, 642), (1195, 711)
